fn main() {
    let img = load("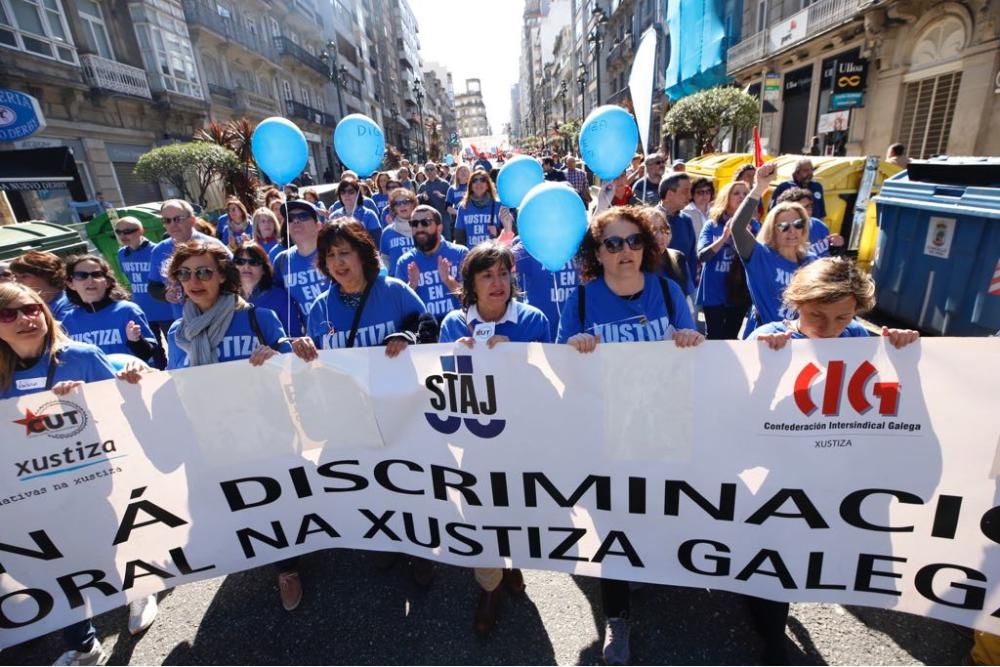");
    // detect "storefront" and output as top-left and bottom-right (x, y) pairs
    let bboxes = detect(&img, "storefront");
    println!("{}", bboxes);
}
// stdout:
(0, 147), (88, 224)
(779, 65), (812, 154)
